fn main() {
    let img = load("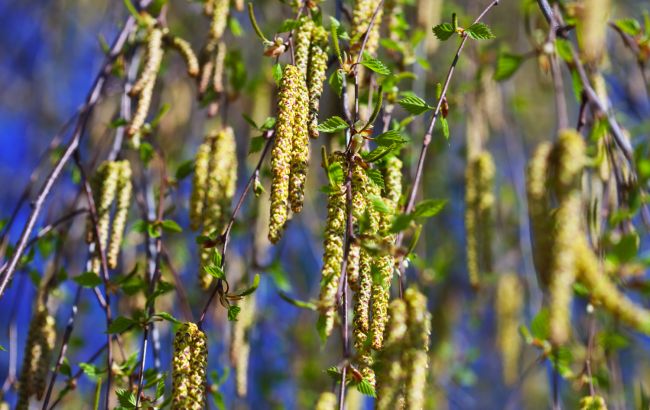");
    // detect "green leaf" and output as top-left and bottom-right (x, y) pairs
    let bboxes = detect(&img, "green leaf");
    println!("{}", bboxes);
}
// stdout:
(439, 117), (450, 139)
(368, 194), (392, 214)
(432, 23), (455, 41)
(60, 358), (71, 376)
(374, 130), (409, 146)
(107, 316), (136, 334)
(390, 213), (414, 233)
(175, 160), (194, 181)
(465, 23), (495, 40)
(494, 52), (524, 81)
(228, 15), (243, 36)
(139, 142), (155, 166)
(365, 168), (385, 190)
(356, 378), (376, 397)
(278, 19), (300, 33)
(608, 232), (639, 264)
(79, 362), (103, 381)
(272, 63), (283, 86)
(160, 219), (182, 233)
(123, 0), (145, 25)
(413, 199), (447, 218)
(329, 69), (344, 97)
(155, 378), (165, 399)
(278, 291), (318, 311)
(530, 308), (550, 340)
(317, 116), (349, 133)
(227, 305), (241, 321)
(74, 271), (103, 288)
(398, 94), (433, 115)
(116, 388), (137, 409)
(615, 18), (641, 36)
(233, 274), (261, 297)
(361, 53), (391, 76)
(242, 114), (258, 129)
(555, 39), (573, 63)
(153, 312), (181, 324)
(204, 264), (226, 280)
(249, 136), (266, 154)
(326, 366), (342, 380)
(327, 161), (344, 186)
(259, 117), (276, 131)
